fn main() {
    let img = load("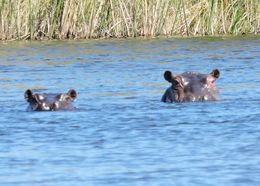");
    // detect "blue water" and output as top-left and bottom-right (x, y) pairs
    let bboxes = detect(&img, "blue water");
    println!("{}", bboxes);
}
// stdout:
(0, 37), (260, 186)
